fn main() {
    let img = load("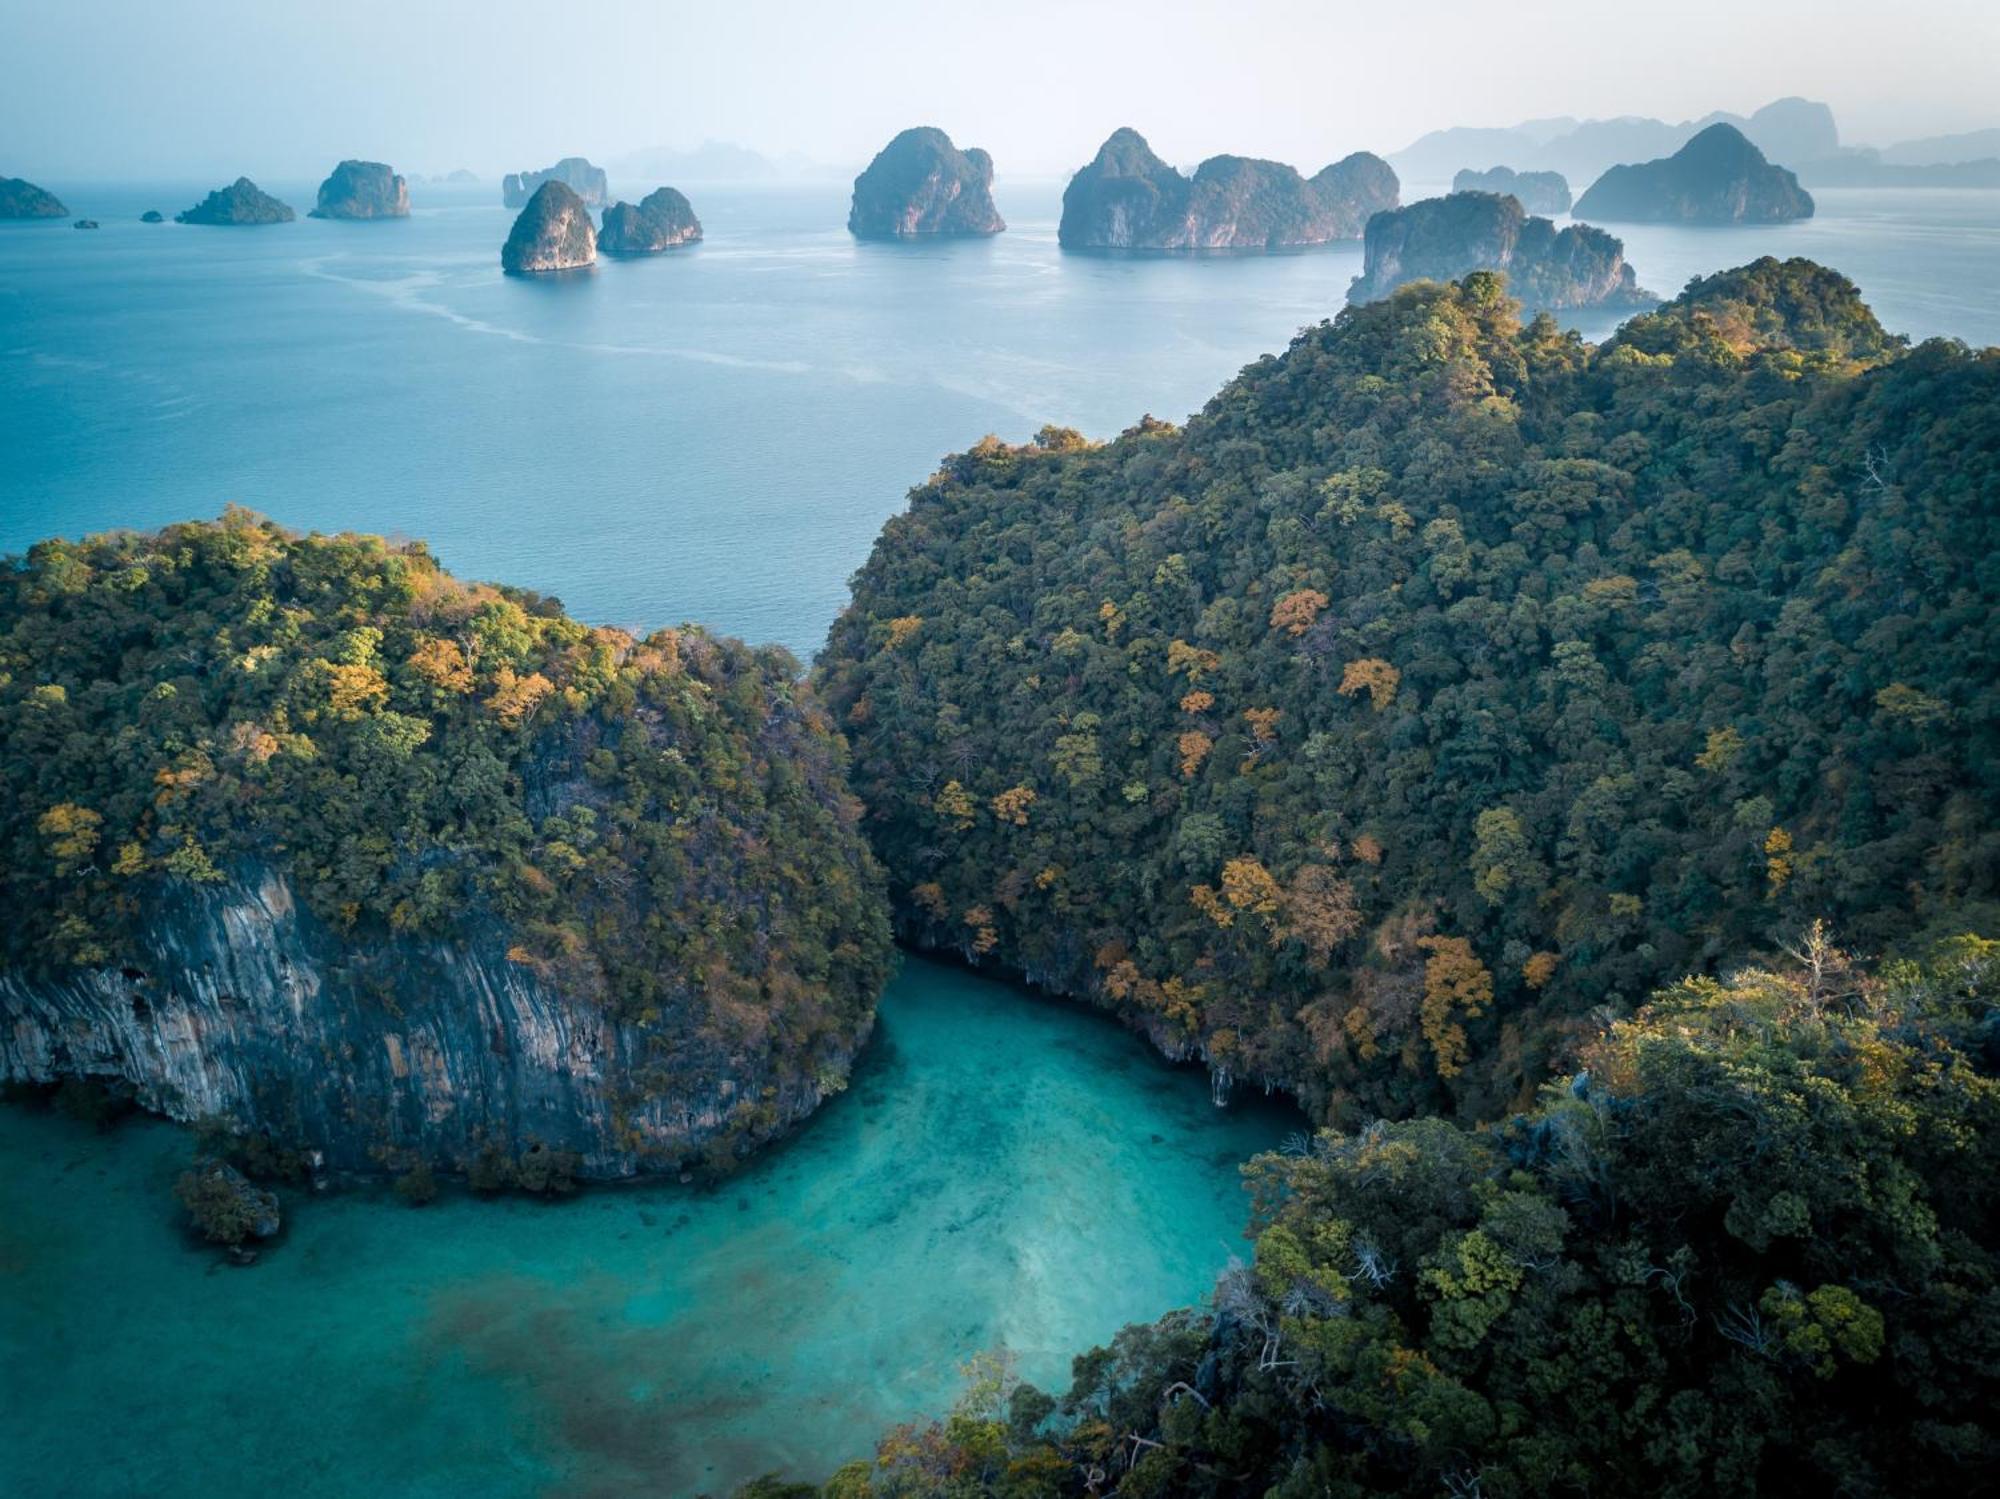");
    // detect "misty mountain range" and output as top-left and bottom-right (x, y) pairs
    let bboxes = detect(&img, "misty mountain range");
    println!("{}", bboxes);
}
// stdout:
(1391, 98), (1997, 185)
